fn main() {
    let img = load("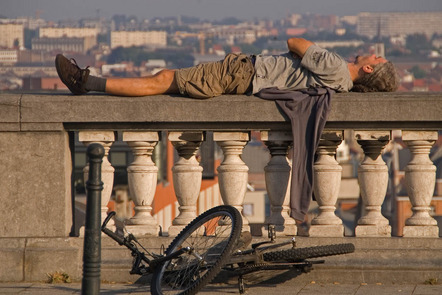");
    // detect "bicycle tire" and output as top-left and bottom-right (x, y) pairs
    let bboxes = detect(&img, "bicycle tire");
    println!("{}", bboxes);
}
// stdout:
(262, 243), (355, 262)
(151, 205), (242, 295)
